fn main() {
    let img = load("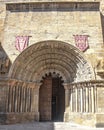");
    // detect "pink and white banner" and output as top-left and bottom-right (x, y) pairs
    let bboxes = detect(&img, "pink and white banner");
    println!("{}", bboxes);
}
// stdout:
(15, 36), (29, 52)
(73, 35), (89, 52)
